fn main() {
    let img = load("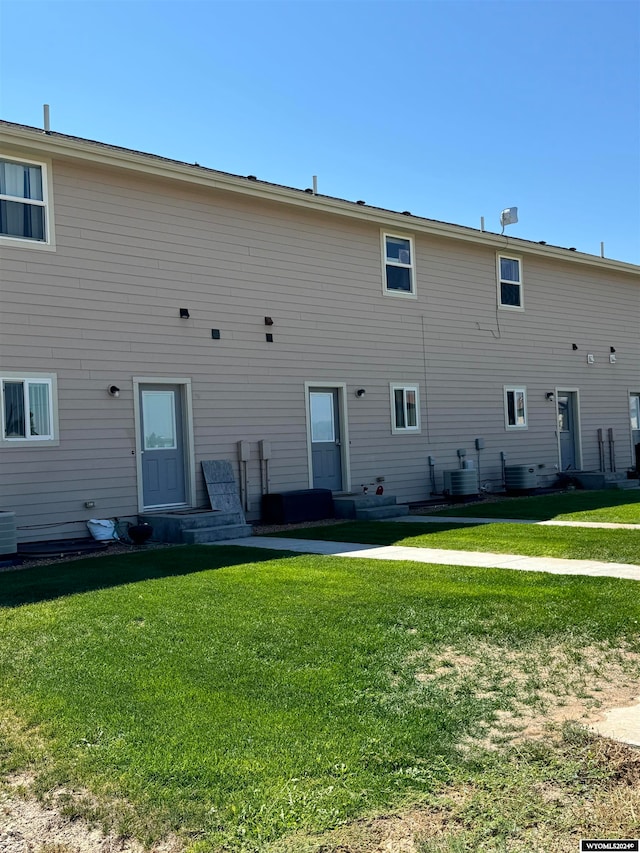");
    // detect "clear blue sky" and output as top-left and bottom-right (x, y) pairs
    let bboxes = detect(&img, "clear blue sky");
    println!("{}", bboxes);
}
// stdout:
(2, 0), (639, 263)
